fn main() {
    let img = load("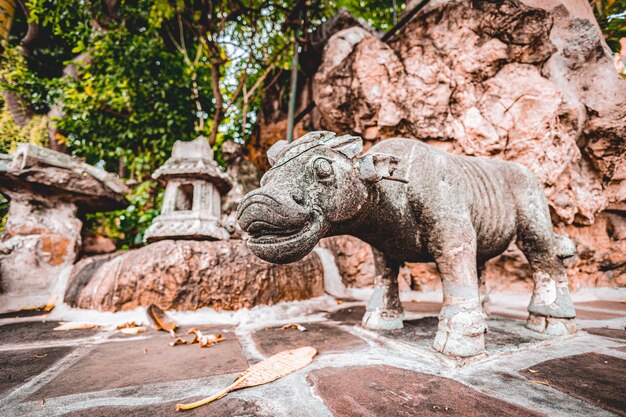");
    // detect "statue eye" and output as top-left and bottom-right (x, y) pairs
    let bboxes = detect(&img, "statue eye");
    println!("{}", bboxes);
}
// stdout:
(314, 158), (333, 179)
